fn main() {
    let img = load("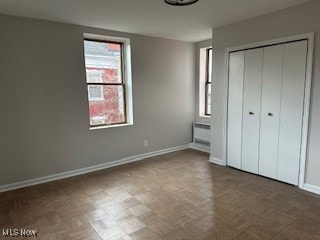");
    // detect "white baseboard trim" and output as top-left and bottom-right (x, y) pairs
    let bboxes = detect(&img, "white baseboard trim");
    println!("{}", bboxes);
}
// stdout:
(302, 183), (320, 195)
(209, 157), (225, 166)
(189, 143), (210, 153)
(0, 145), (188, 193)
